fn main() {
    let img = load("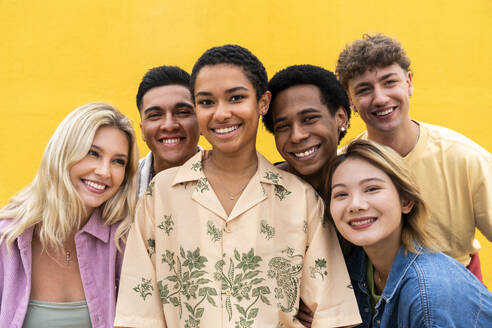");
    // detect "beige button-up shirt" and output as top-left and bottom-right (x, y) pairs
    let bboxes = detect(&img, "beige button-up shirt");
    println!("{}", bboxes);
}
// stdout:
(115, 151), (361, 328)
